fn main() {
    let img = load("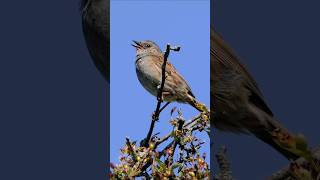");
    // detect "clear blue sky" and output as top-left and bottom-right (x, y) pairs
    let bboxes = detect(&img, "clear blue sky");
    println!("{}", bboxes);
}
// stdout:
(110, 0), (210, 165)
